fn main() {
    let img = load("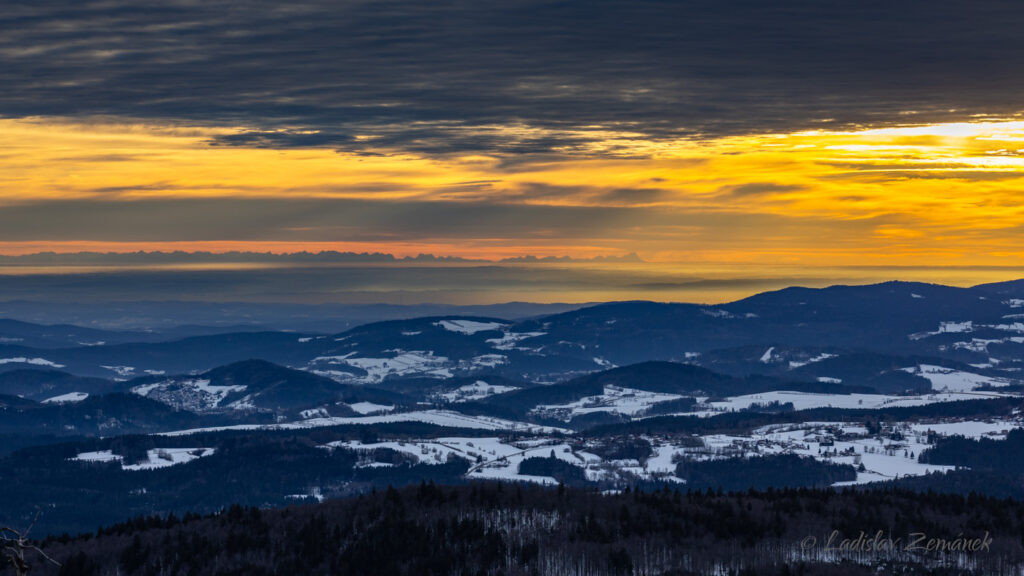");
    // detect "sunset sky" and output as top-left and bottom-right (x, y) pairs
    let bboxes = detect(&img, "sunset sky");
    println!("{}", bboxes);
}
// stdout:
(3, 1), (1024, 303)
